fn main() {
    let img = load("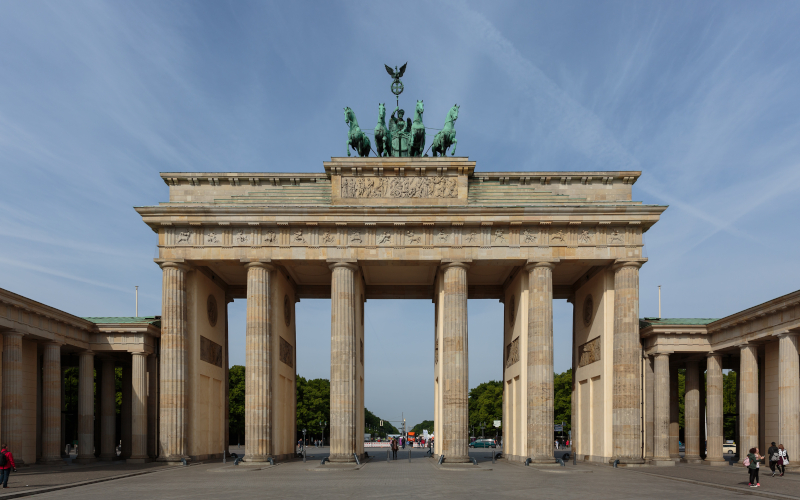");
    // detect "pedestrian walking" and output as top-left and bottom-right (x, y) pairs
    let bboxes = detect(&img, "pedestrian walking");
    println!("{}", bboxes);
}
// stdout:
(768, 442), (779, 475)
(0, 445), (17, 489)
(745, 447), (763, 487)
(391, 438), (398, 460)
(776, 445), (789, 477)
